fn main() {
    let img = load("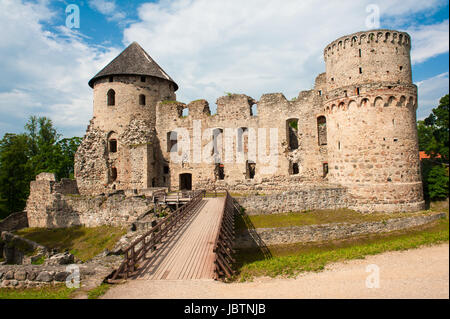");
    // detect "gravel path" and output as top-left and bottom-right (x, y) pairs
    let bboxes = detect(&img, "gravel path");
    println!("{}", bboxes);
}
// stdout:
(102, 243), (449, 299)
